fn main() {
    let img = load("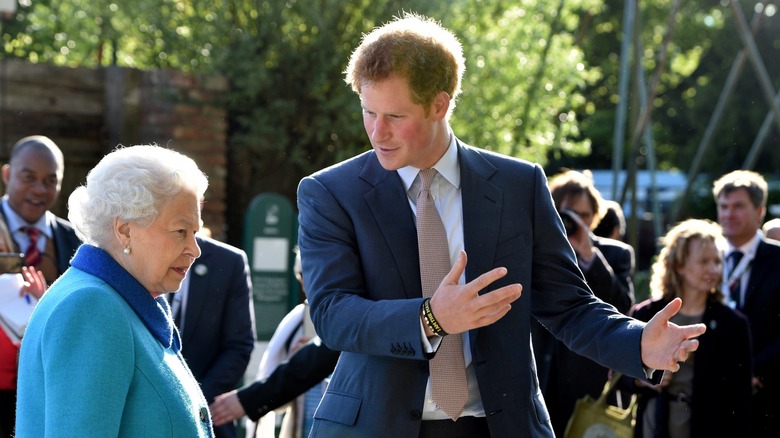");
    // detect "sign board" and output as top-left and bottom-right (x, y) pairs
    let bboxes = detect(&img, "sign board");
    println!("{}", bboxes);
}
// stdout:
(243, 193), (298, 341)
